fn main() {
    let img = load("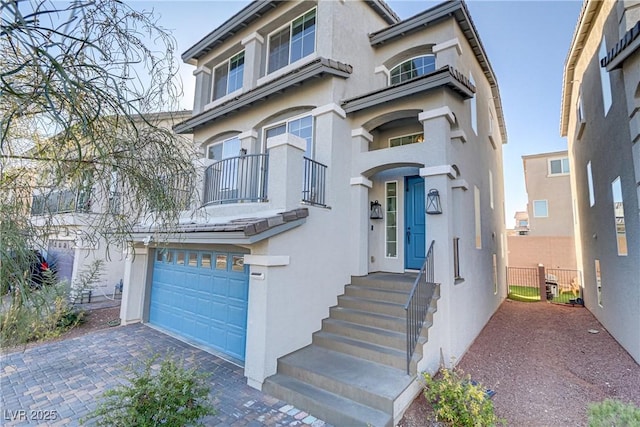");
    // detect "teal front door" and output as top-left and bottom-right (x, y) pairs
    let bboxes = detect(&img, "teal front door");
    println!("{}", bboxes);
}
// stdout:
(405, 176), (426, 269)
